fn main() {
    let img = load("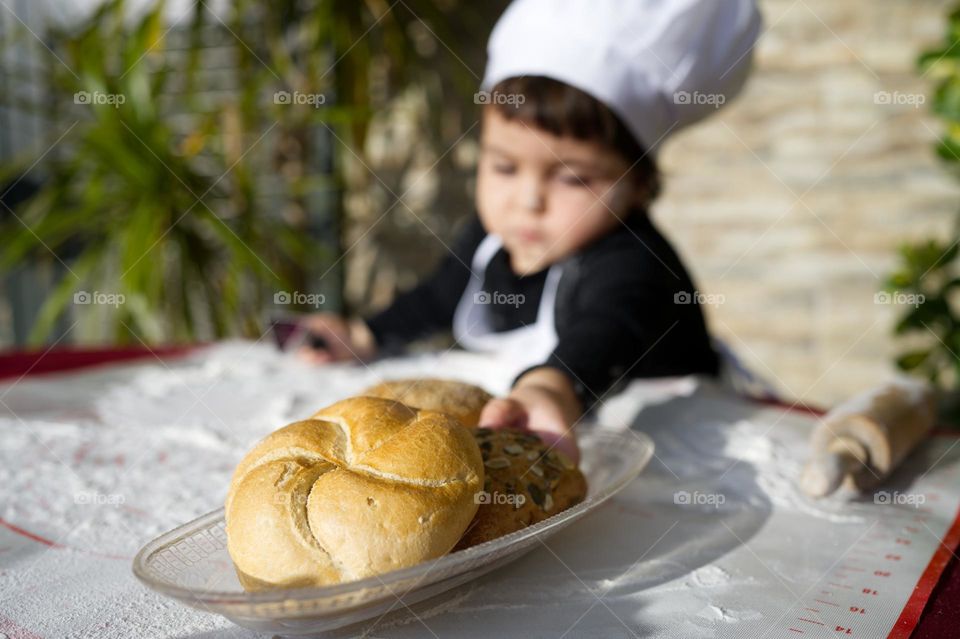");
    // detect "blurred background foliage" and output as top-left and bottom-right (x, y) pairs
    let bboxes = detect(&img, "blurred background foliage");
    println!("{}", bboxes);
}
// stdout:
(890, 3), (960, 423)
(0, 0), (505, 346)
